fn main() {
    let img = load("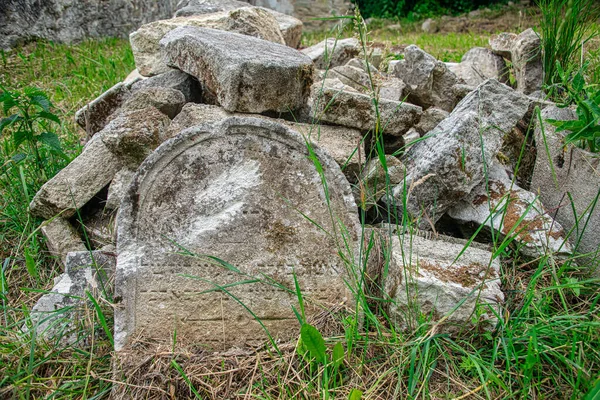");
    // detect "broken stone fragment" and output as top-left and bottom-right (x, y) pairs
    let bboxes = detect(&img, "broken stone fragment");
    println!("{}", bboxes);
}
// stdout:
(123, 69), (144, 85)
(381, 231), (503, 333)
(301, 38), (360, 69)
(121, 87), (186, 119)
(106, 168), (136, 210)
(354, 156), (406, 210)
(391, 45), (461, 112)
(414, 107), (448, 135)
(378, 77), (405, 102)
(101, 107), (171, 168)
(160, 26), (313, 114)
(267, 9), (303, 48)
(40, 218), (87, 266)
(447, 161), (572, 258)
(330, 64), (372, 93)
(74, 82), (130, 137)
(28, 250), (116, 345)
(29, 136), (122, 219)
(387, 79), (531, 229)
(446, 47), (510, 87)
(131, 7), (285, 76)
(345, 58), (379, 74)
(489, 32), (517, 60)
(309, 83), (422, 136)
(130, 69), (202, 104)
(512, 28), (543, 95)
